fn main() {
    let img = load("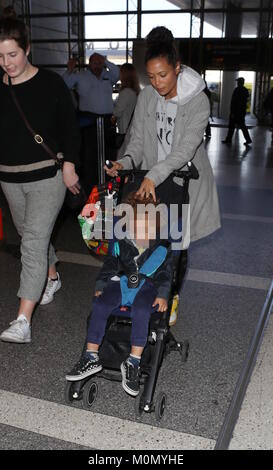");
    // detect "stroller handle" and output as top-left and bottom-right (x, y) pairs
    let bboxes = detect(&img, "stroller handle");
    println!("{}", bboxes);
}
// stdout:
(109, 162), (199, 181)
